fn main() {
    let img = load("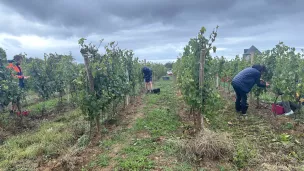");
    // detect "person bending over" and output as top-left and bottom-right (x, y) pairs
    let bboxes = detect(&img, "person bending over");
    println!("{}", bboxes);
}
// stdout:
(142, 66), (153, 93)
(231, 64), (270, 116)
